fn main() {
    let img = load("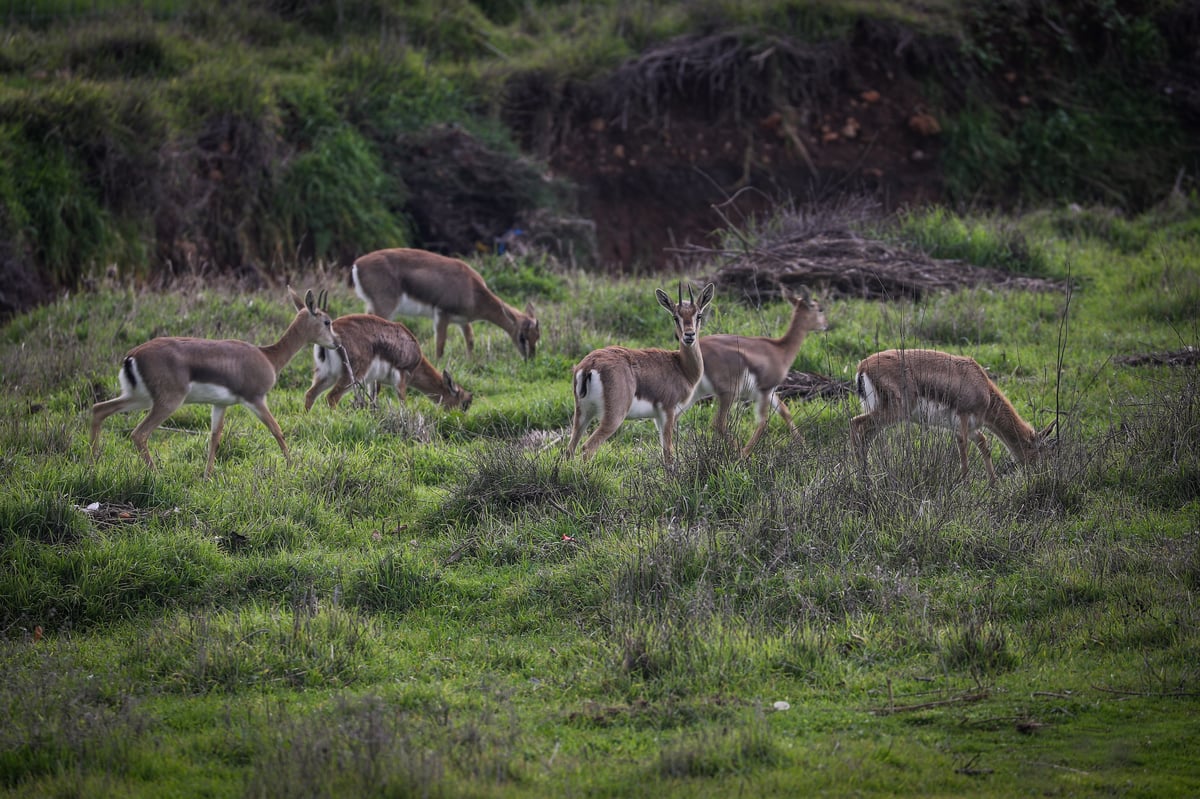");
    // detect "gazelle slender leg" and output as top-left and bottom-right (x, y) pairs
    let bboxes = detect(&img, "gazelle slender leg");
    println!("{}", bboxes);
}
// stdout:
(580, 415), (624, 460)
(566, 402), (594, 458)
(246, 399), (289, 463)
(206, 405), (228, 477)
(711, 396), (739, 449)
(90, 395), (151, 457)
(461, 322), (475, 356)
(656, 409), (677, 464)
(433, 312), (451, 360)
(973, 431), (997, 485)
(850, 413), (884, 473)
(741, 393), (778, 456)
(325, 375), (355, 409)
(771, 393), (799, 437)
(129, 395), (186, 468)
(955, 415), (974, 480)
